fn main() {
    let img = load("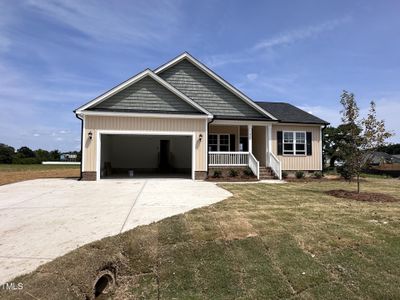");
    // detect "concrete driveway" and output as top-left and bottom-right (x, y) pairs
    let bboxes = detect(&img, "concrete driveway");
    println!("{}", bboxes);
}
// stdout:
(0, 178), (231, 284)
